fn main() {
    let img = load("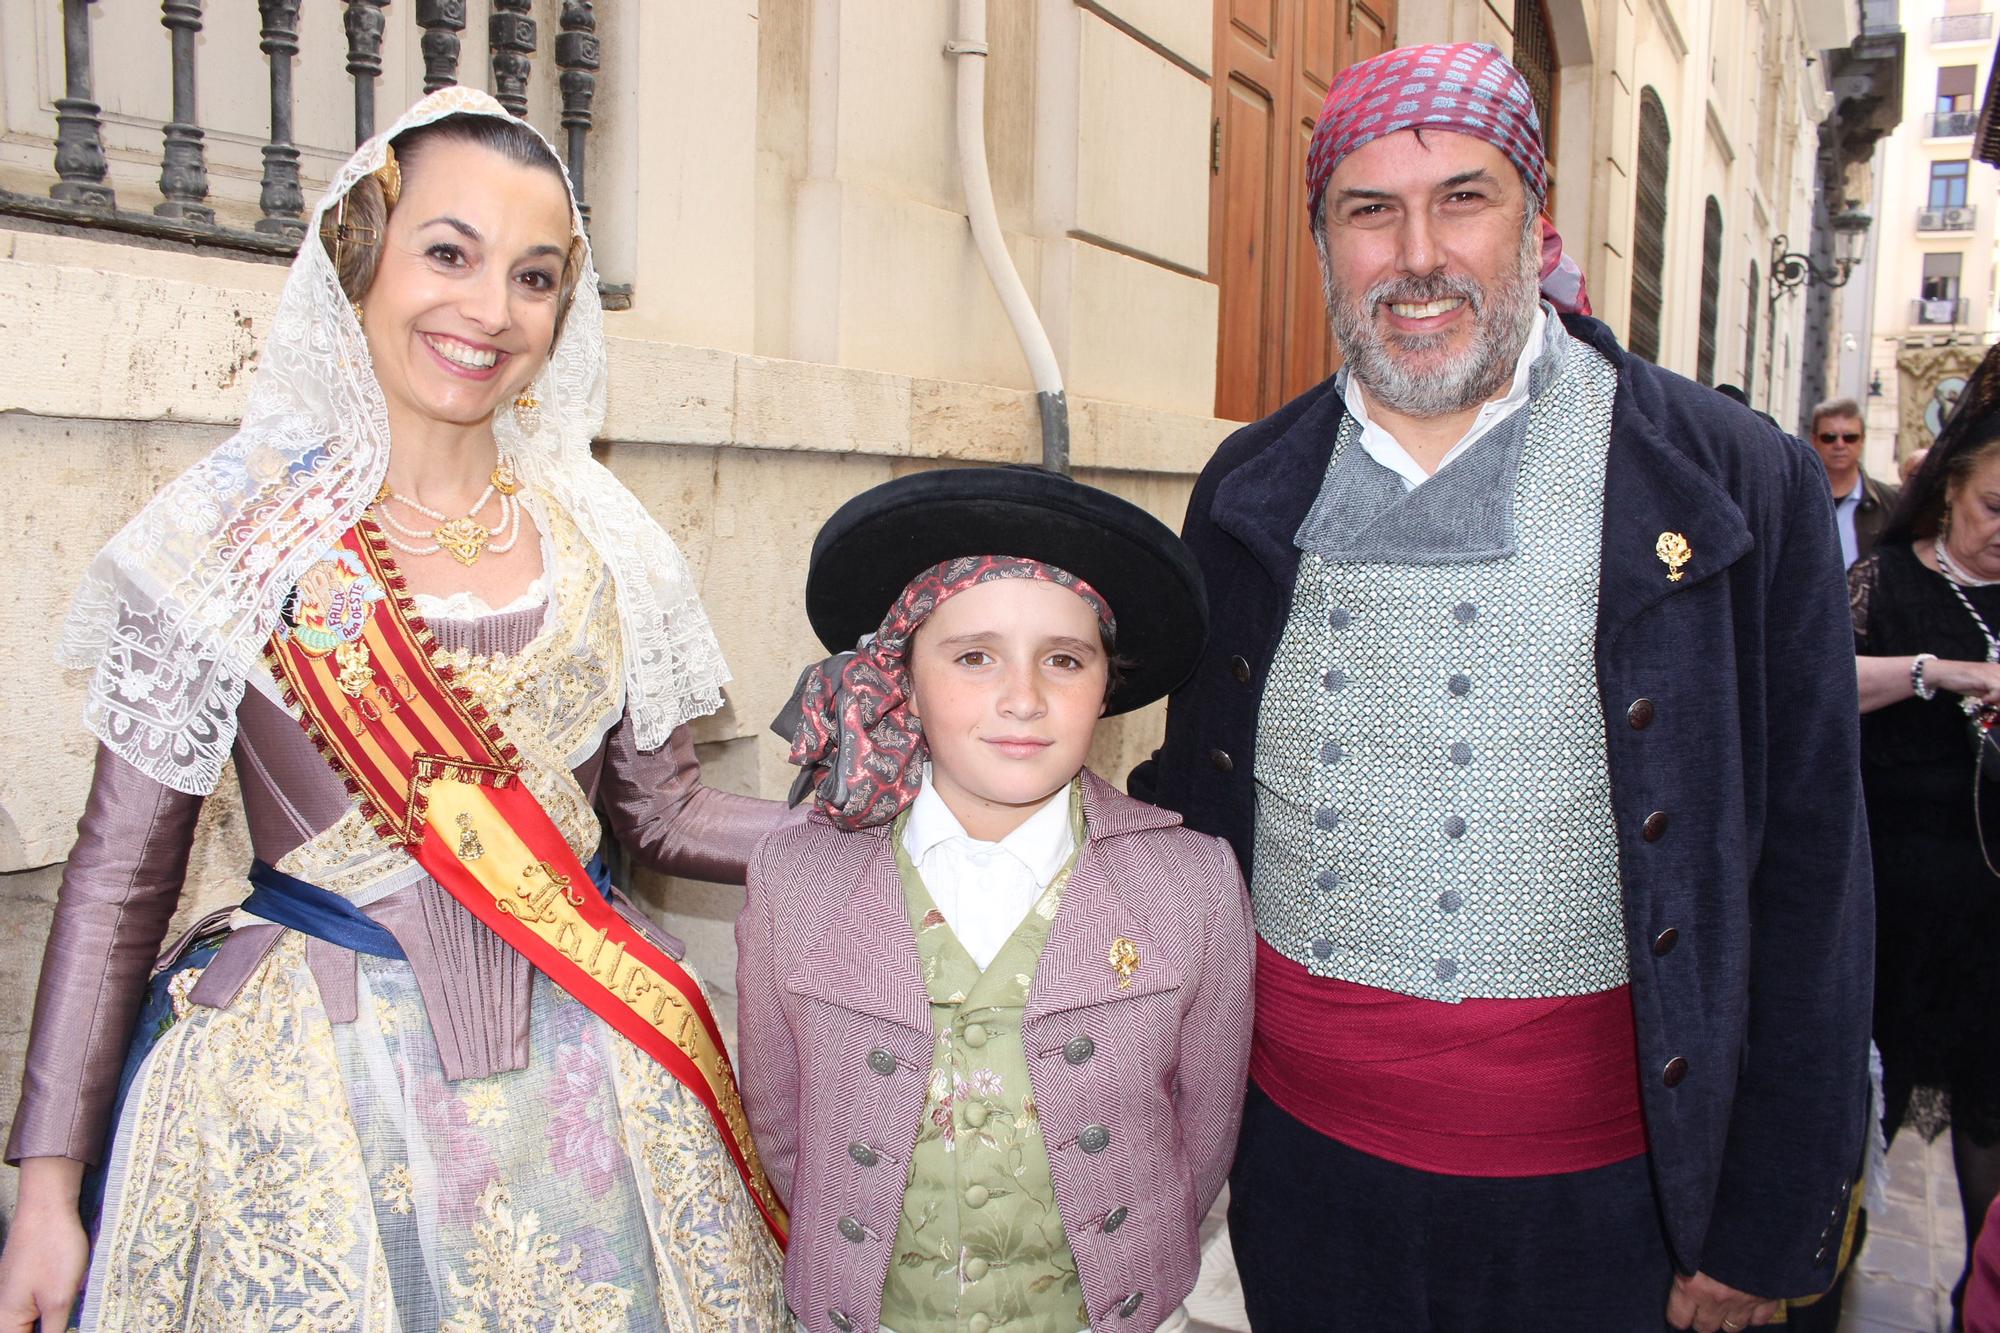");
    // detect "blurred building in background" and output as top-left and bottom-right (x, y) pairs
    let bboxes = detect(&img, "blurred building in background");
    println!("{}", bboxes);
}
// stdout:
(1855, 1), (2000, 480)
